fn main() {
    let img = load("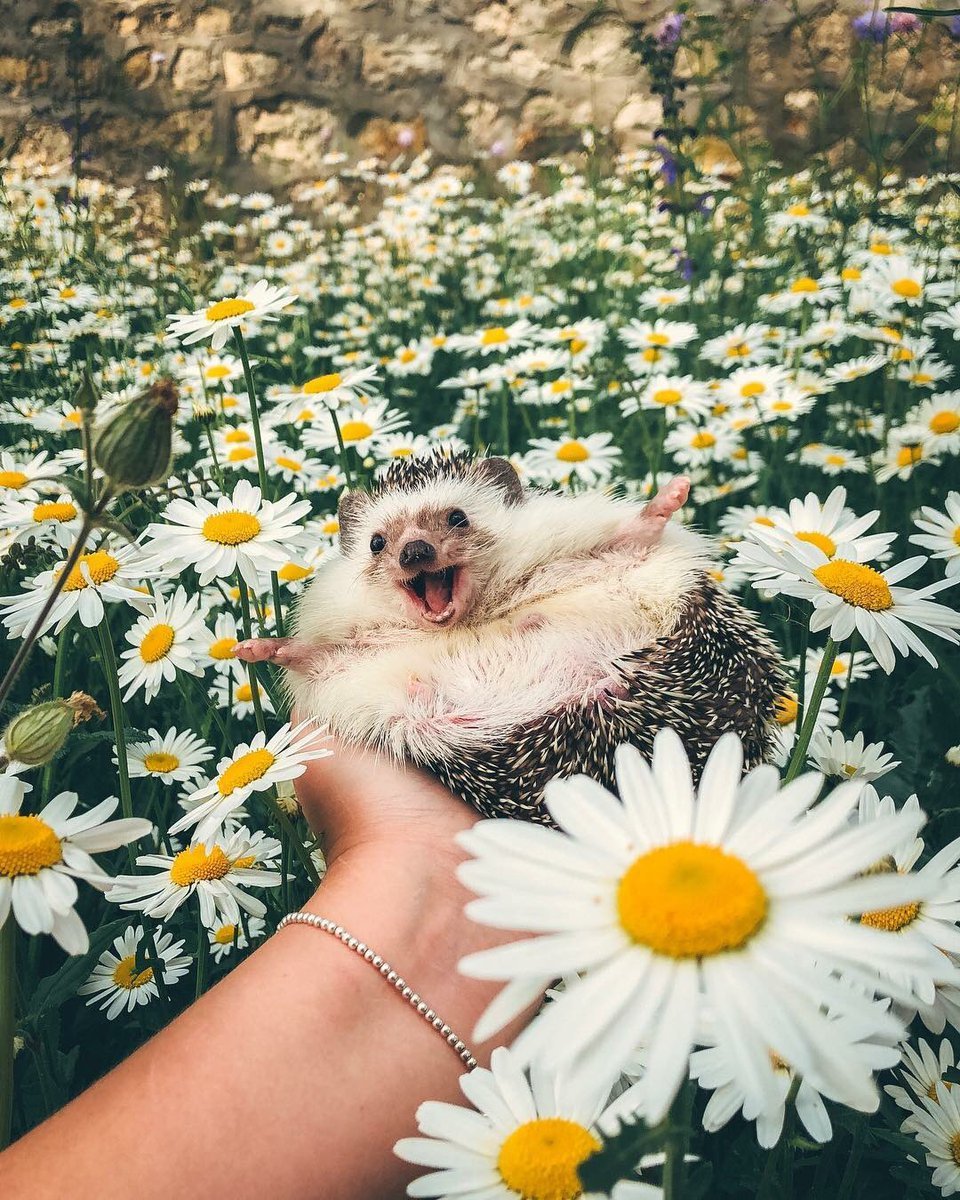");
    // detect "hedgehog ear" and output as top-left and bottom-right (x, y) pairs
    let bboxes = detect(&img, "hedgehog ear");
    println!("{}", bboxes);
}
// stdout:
(337, 489), (372, 554)
(475, 456), (524, 505)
